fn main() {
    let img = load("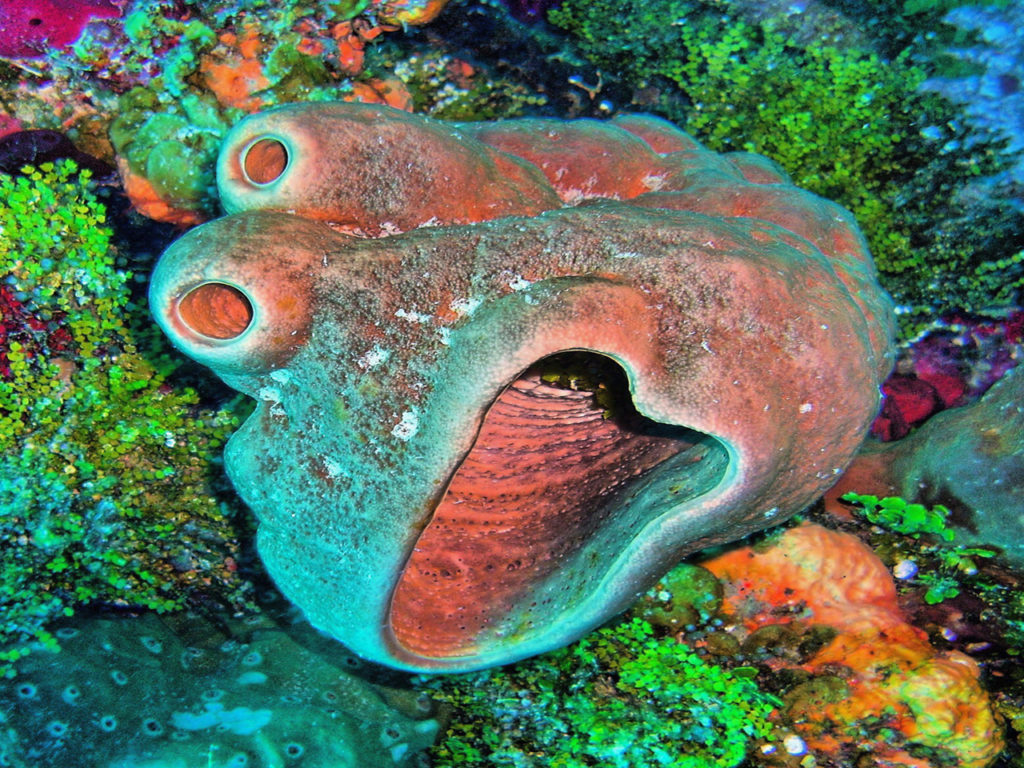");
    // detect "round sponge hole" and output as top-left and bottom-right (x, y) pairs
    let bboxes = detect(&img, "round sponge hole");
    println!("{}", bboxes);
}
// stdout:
(179, 282), (254, 340)
(243, 137), (288, 185)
